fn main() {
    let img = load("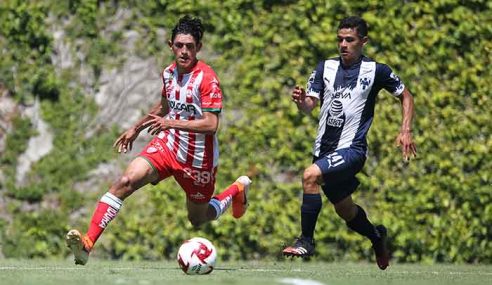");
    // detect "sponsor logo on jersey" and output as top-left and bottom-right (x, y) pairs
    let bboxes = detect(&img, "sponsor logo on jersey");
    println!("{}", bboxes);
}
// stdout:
(307, 70), (316, 90)
(323, 76), (330, 85)
(326, 100), (344, 127)
(332, 90), (352, 99)
(396, 84), (404, 94)
(210, 92), (221, 99)
(169, 100), (198, 114)
(389, 72), (400, 82)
